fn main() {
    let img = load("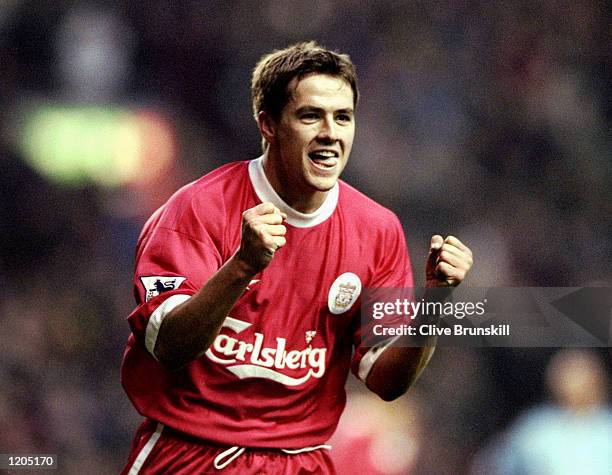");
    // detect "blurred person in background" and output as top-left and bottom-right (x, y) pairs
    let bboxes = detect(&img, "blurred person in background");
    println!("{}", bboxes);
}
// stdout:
(119, 41), (472, 474)
(472, 349), (612, 475)
(329, 390), (423, 474)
